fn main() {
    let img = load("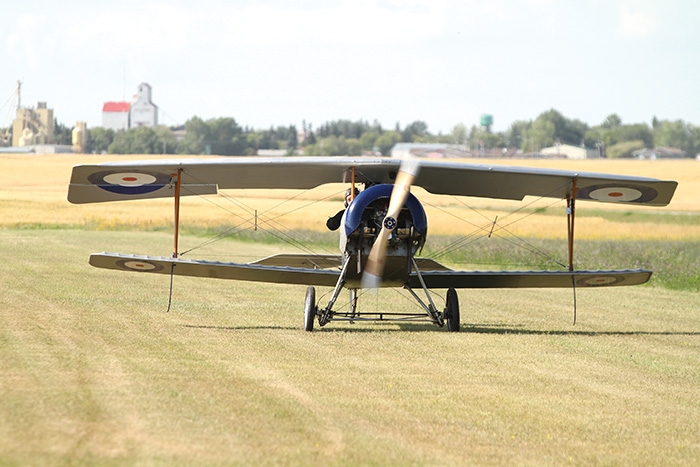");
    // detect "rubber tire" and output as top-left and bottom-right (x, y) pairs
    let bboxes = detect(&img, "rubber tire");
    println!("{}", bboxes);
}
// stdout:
(445, 288), (460, 332)
(304, 286), (316, 332)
